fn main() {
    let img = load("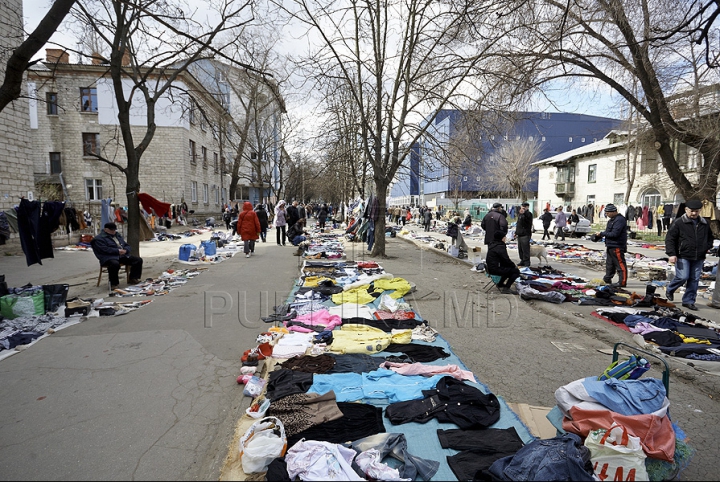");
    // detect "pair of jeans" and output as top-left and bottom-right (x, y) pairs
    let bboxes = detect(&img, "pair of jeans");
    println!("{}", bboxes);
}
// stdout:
(291, 235), (306, 246)
(667, 257), (704, 304)
(276, 225), (286, 245)
(243, 239), (255, 254)
(351, 433), (440, 481)
(554, 226), (565, 240)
